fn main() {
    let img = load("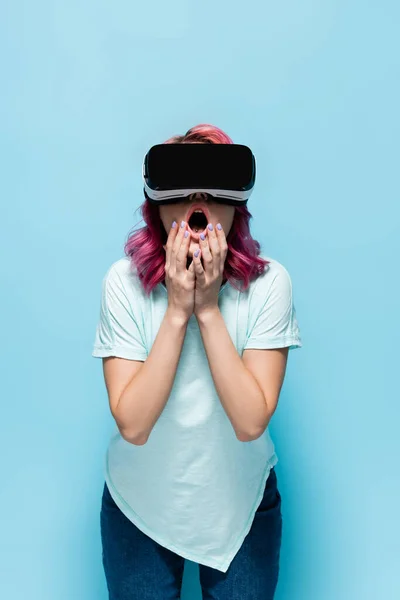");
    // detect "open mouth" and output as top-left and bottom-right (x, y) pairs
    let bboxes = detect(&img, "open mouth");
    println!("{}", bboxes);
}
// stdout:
(188, 209), (208, 235)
